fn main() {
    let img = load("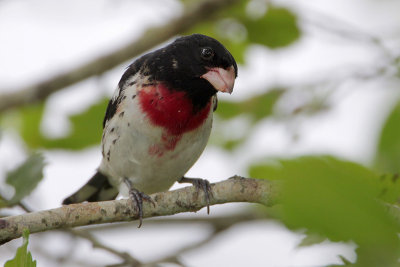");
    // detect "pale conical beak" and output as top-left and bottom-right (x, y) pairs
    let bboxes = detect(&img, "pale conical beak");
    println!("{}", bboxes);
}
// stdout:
(201, 65), (236, 94)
